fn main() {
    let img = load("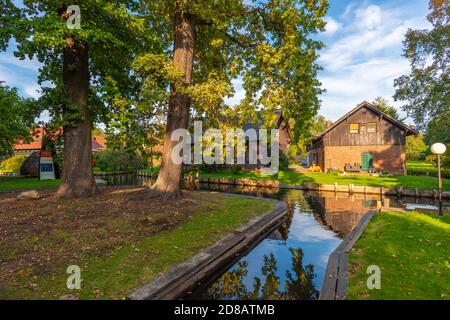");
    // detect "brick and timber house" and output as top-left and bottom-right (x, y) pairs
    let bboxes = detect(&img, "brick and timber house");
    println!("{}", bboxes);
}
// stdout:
(308, 101), (417, 174)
